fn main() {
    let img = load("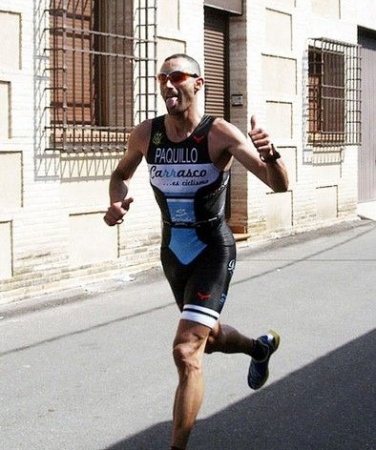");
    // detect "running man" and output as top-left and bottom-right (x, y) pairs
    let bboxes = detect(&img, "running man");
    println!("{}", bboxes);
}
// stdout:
(104, 53), (289, 450)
